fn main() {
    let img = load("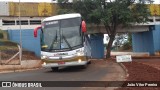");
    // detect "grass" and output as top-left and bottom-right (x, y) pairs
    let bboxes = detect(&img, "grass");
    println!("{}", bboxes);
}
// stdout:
(0, 39), (18, 45)
(0, 39), (18, 50)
